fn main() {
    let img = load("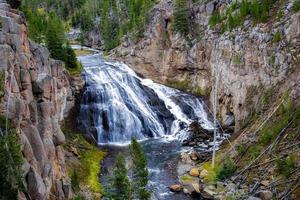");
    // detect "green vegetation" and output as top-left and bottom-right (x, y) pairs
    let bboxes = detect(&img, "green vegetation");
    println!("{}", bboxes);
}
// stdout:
(273, 31), (281, 43)
(209, 0), (278, 31)
(130, 139), (150, 200)
(0, 121), (24, 199)
(62, 123), (106, 196)
(276, 155), (296, 177)
(21, 4), (81, 71)
(216, 156), (237, 181)
(105, 153), (132, 200)
(106, 139), (150, 199)
(292, 0), (300, 12)
(71, 170), (80, 193)
(173, 0), (191, 36)
(209, 11), (222, 27)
